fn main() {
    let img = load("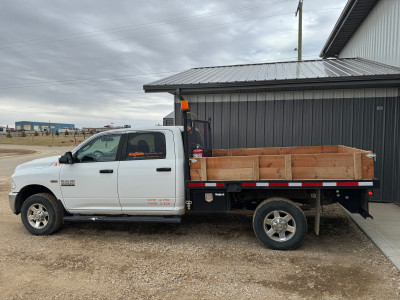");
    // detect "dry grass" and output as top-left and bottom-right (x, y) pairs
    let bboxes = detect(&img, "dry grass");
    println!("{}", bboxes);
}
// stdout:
(0, 135), (90, 147)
